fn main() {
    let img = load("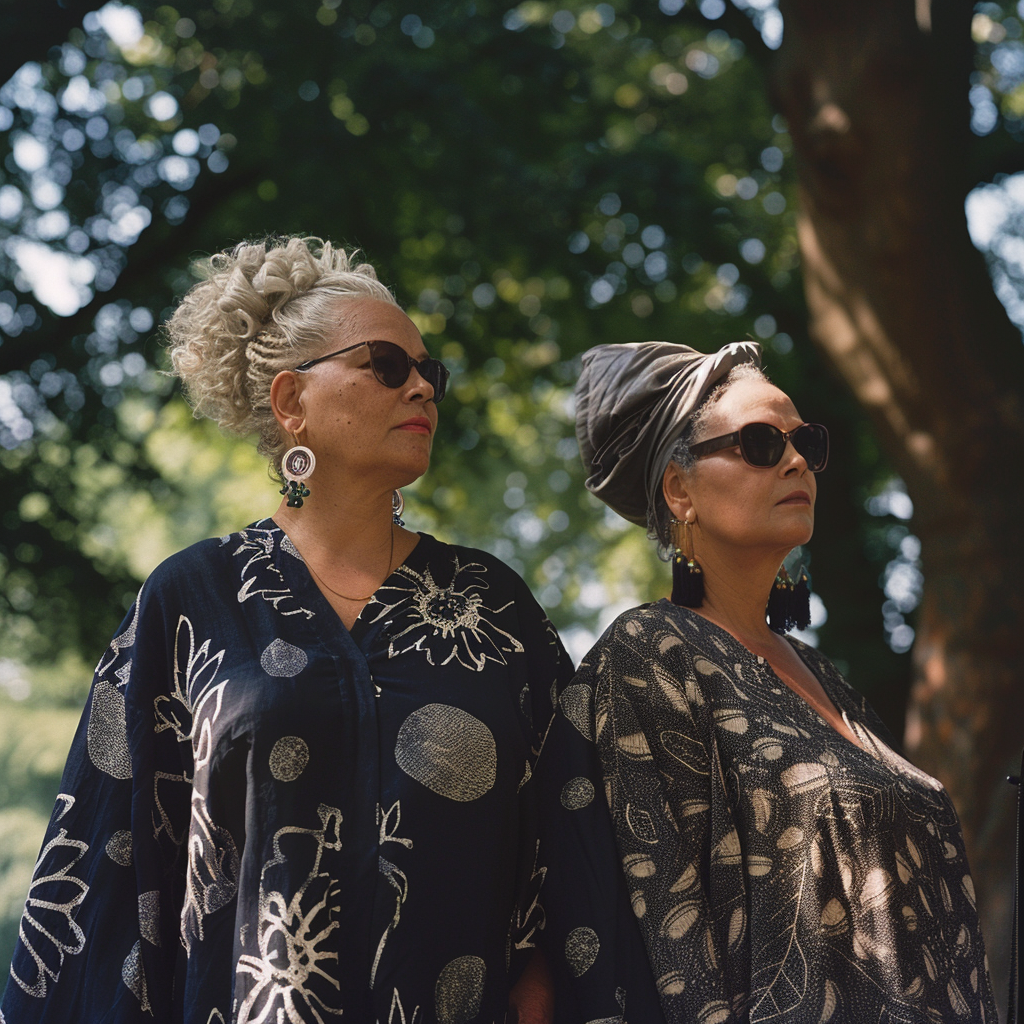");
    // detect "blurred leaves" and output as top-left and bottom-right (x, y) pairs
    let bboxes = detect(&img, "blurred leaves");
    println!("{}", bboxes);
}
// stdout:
(1, 0), (826, 664)
(1, 0), (1020, 980)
